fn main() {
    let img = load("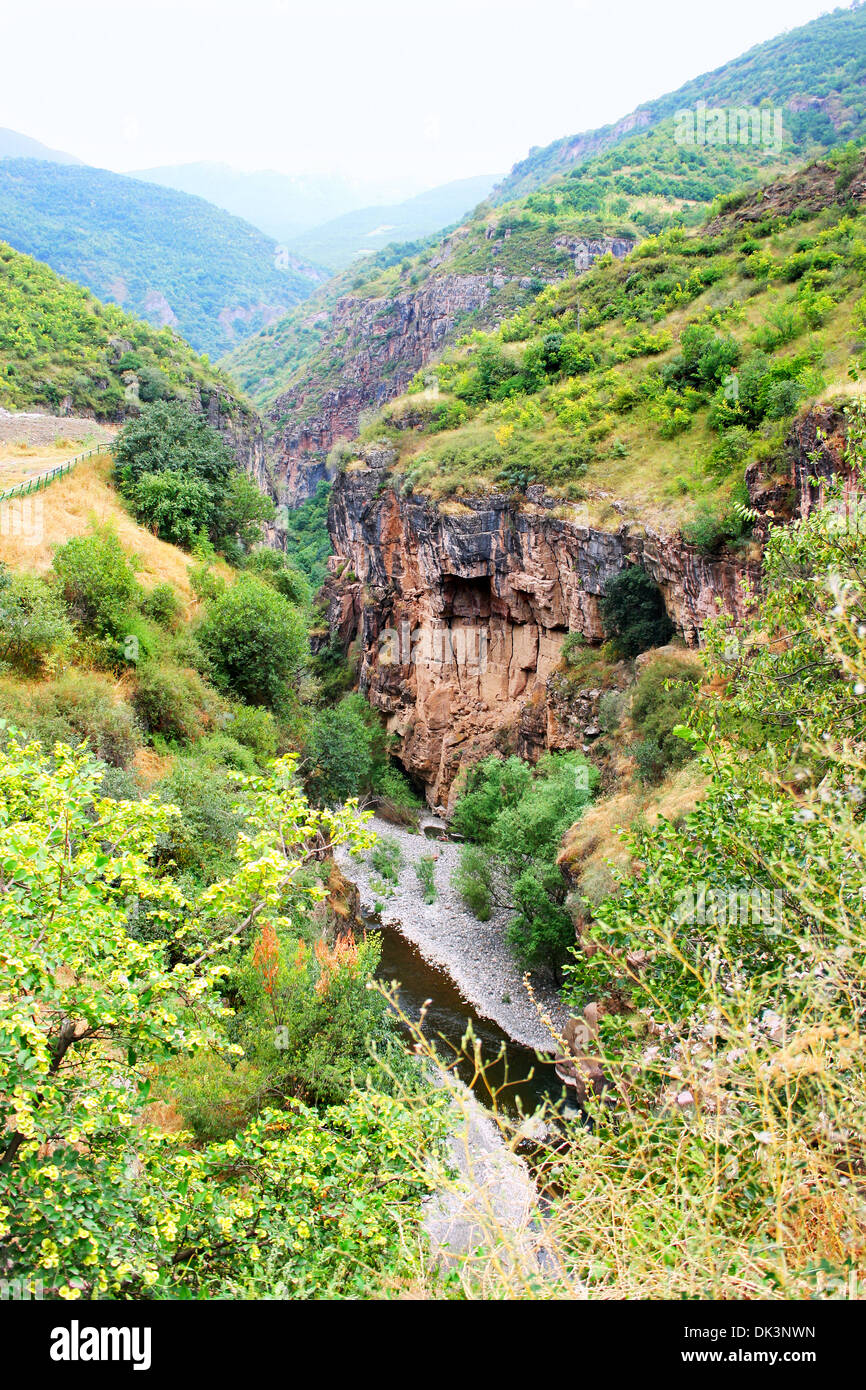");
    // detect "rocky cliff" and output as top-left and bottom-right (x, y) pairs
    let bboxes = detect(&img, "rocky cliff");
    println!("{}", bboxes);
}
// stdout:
(324, 450), (756, 807)
(323, 409), (846, 809)
(268, 235), (633, 508)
